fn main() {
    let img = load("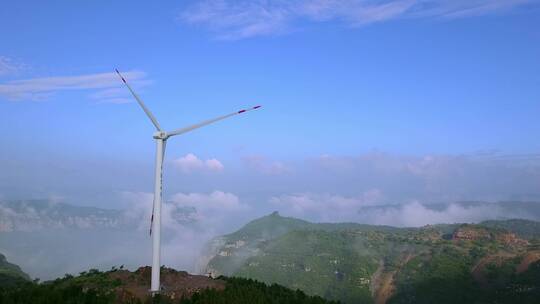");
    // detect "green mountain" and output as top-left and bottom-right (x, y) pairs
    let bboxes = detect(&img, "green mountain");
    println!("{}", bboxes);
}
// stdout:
(204, 213), (540, 304)
(0, 253), (30, 287)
